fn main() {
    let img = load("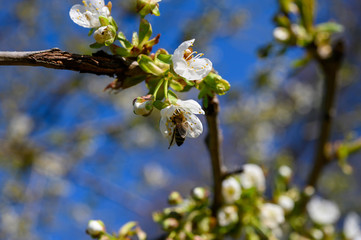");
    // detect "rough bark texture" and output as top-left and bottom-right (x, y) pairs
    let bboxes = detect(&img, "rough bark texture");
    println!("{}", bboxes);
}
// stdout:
(0, 48), (141, 78)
